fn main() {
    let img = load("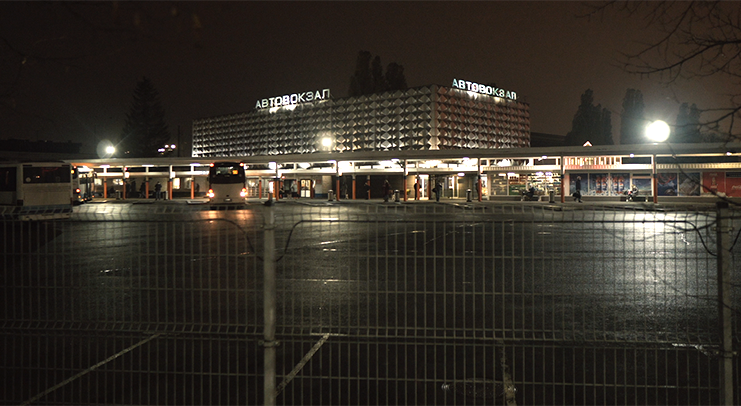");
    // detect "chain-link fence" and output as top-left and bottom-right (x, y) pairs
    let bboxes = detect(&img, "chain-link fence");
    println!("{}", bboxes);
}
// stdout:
(1, 202), (739, 405)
